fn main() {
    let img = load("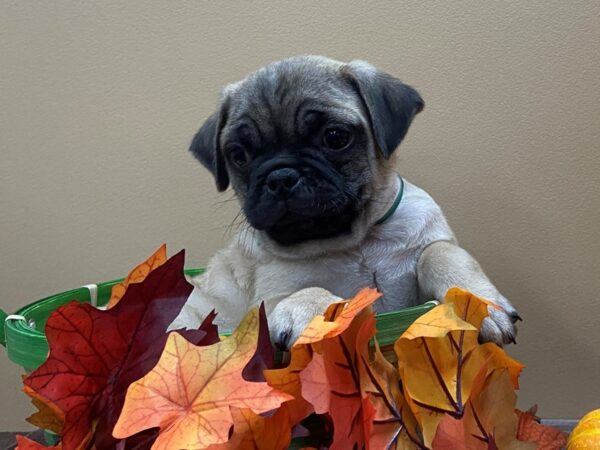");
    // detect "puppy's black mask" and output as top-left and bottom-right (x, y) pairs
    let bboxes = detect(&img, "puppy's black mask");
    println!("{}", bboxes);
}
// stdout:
(190, 57), (423, 246)
(242, 143), (362, 246)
